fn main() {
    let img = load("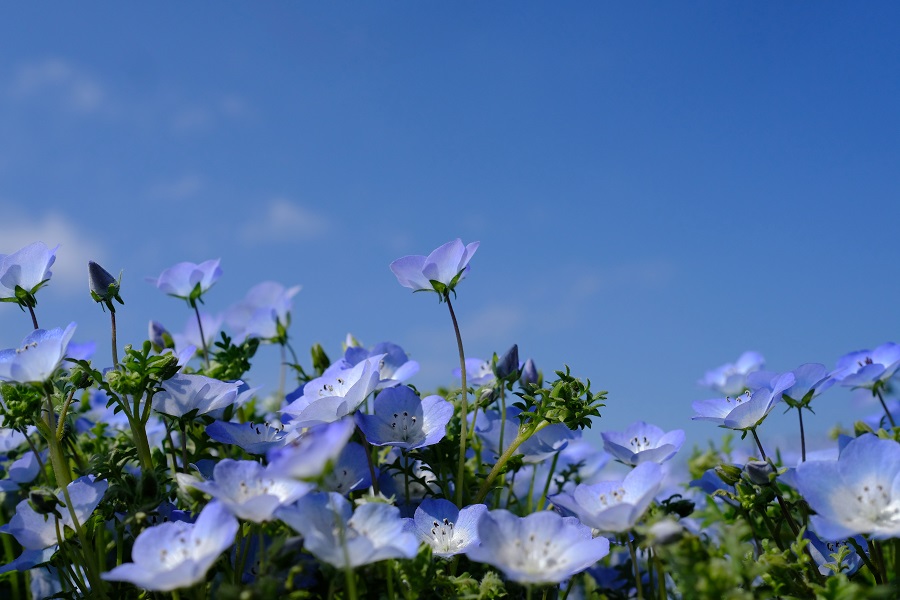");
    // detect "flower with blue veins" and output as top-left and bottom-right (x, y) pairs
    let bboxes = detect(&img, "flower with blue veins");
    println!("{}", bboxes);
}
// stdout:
(148, 259), (222, 306)
(390, 238), (479, 297)
(466, 509), (610, 584)
(277, 492), (418, 568)
(410, 498), (487, 558)
(697, 351), (765, 396)
(0, 322), (77, 384)
(266, 417), (355, 480)
(0, 241), (58, 308)
(205, 420), (288, 455)
(355, 385), (452, 449)
(343, 340), (419, 388)
(101, 500), (238, 592)
(151, 374), (243, 418)
(795, 433), (900, 540)
(691, 371), (794, 431)
(601, 421), (684, 466)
